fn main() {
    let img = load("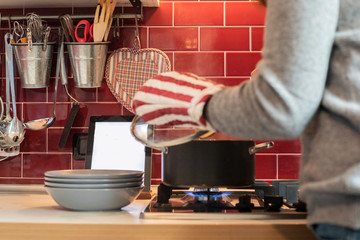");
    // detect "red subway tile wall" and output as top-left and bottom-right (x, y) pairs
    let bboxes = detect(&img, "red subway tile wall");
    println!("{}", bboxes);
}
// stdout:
(0, 0), (301, 185)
